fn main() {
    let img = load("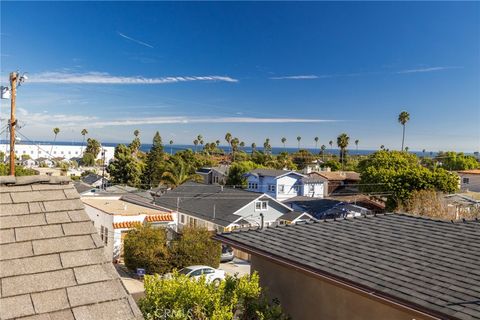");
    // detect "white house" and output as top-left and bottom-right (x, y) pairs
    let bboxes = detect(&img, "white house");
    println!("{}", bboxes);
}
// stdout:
(457, 170), (480, 192)
(244, 169), (325, 201)
(81, 196), (175, 261)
